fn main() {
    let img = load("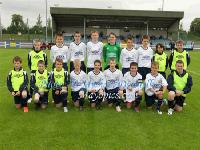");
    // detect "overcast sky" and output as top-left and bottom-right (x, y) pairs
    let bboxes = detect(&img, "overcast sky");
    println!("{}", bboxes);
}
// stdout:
(0, 0), (199, 31)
